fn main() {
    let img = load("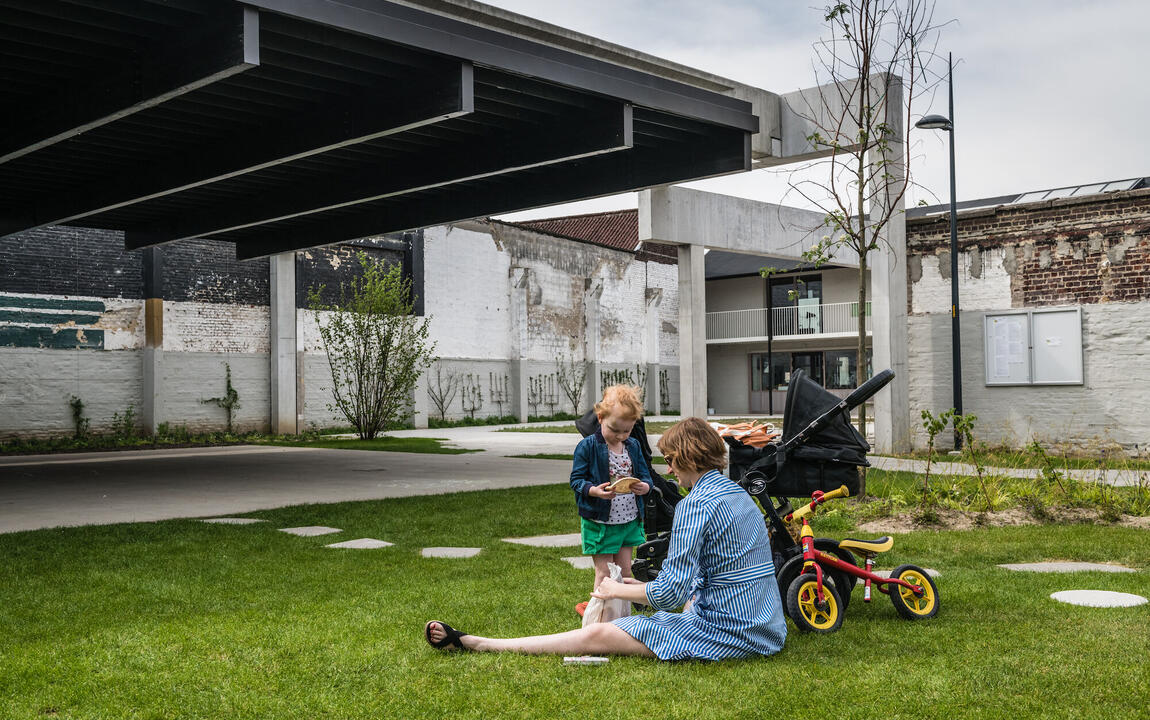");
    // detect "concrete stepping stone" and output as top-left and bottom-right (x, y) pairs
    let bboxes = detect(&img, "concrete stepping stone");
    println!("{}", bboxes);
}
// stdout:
(502, 533), (582, 547)
(279, 526), (342, 537)
(562, 556), (595, 570)
(421, 547), (481, 558)
(1050, 590), (1147, 608)
(326, 538), (393, 549)
(873, 567), (940, 579)
(201, 517), (265, 525)
(998, 561), (1135, 573)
